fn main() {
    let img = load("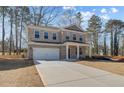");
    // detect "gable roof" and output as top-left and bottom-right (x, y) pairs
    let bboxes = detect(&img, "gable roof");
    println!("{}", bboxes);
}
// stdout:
(64, 24), (84, 32)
